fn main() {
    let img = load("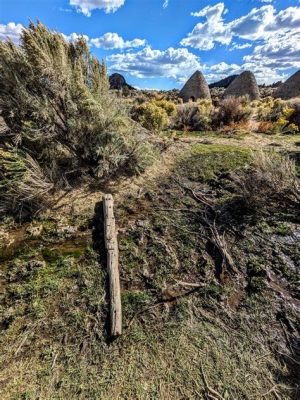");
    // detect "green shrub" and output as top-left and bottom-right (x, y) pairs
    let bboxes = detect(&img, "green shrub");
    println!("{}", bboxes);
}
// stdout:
(0, 23), (152, 180)
(135, 102), (169, 132)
